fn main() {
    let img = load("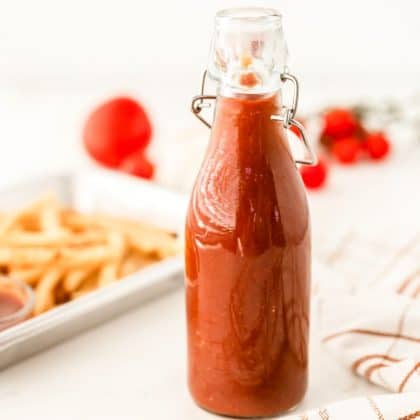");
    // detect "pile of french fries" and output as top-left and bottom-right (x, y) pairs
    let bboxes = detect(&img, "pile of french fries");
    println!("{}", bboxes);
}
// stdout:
(0, 195), (179, 316)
